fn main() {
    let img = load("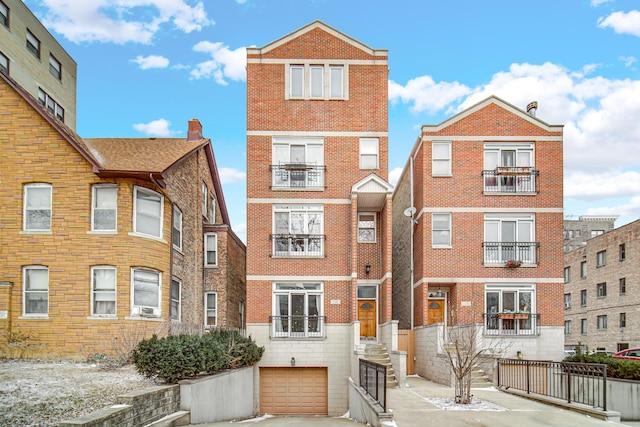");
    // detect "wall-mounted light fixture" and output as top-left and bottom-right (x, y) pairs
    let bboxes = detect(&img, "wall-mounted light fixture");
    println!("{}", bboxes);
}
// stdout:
(365, 264), (371, 275)
(517, 351), (523, 359)
(291, 357), (296, 366)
